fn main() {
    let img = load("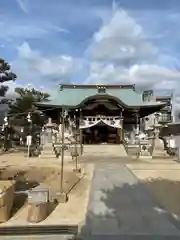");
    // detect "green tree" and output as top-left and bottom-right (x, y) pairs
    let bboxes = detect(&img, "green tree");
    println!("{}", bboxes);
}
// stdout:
(9, 87), (50, 124)
(0, 58), (16, 100)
